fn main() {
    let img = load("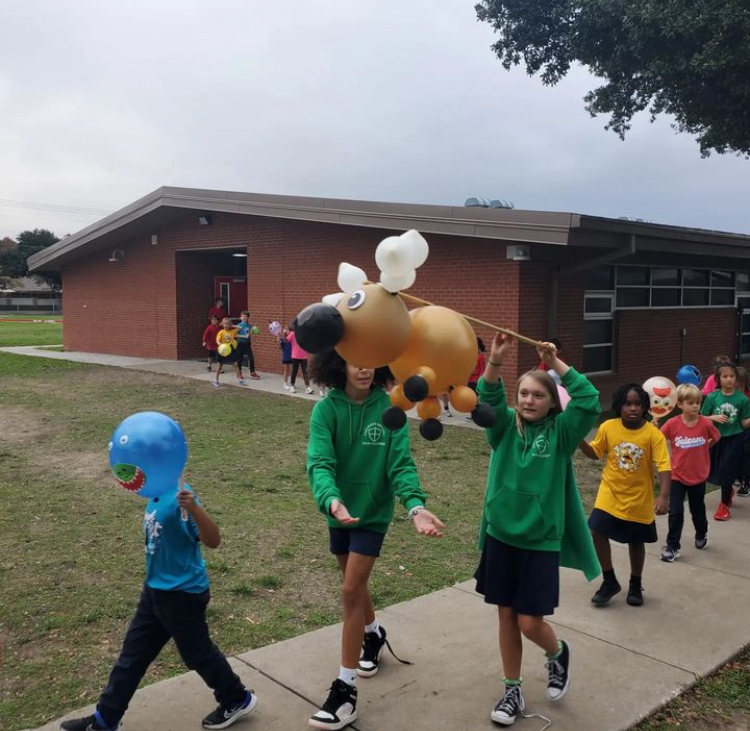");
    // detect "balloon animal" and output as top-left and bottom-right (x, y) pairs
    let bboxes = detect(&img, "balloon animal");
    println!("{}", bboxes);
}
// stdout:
(108, 411), (188, 498)
(294, 230), (496, 439)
